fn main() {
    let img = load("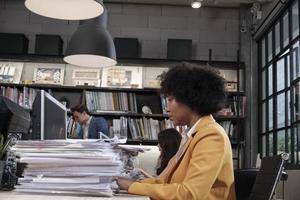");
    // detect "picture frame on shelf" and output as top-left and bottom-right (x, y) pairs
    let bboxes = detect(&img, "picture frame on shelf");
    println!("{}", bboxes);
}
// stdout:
(218, 69), (239, 92)
(72, 69), (101, 87)
(0, 62), (24, 84)
(143, 67), (168, 88)
(225, 82), (238, 92)
(101, 66), (143, 88)
(33, 67), (64, 85)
